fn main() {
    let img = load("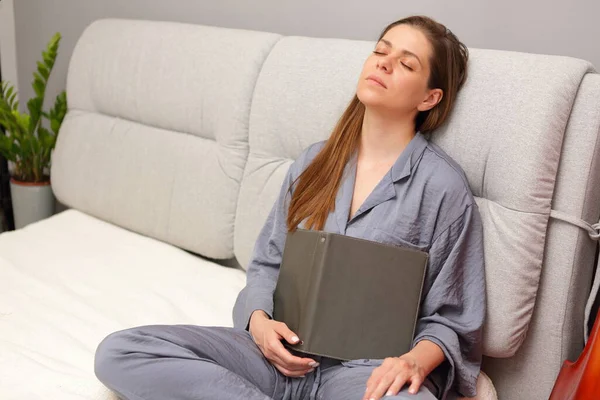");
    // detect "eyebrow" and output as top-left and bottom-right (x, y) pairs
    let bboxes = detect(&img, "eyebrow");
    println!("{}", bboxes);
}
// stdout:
(379, 38), (422, 66)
